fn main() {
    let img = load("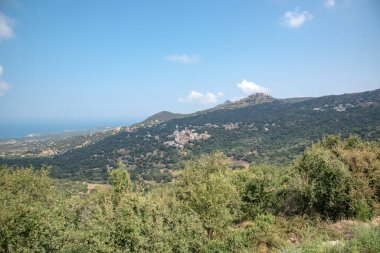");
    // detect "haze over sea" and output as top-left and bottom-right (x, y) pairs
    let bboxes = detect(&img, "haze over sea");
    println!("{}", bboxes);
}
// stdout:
(0, 120), (138, 139)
